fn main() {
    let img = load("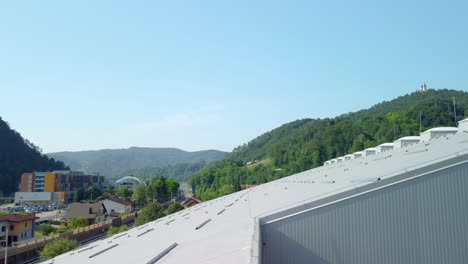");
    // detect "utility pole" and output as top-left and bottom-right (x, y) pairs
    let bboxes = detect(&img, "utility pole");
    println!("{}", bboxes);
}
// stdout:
(3, 226), (8, 264)
(453, 97), (458, 127)
(419, 111), (422, 133)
